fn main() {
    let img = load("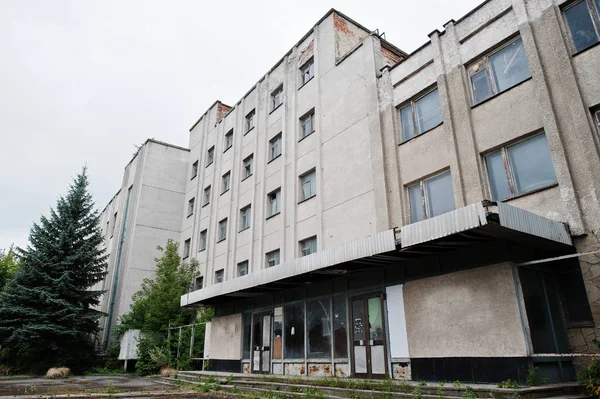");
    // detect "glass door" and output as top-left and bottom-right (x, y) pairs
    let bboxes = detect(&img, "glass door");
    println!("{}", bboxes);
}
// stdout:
(251, 311), (272, 373)
(350, 293), (387, 378)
